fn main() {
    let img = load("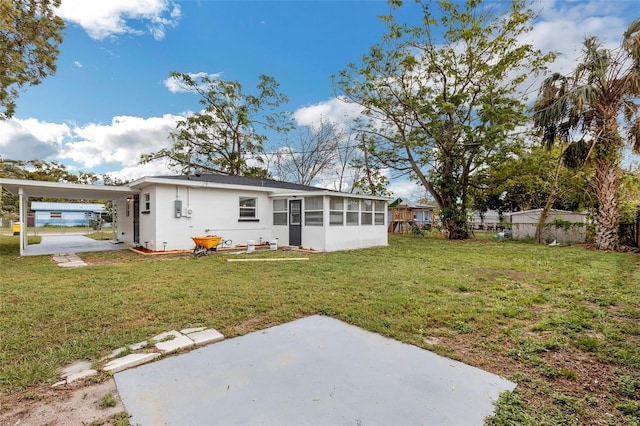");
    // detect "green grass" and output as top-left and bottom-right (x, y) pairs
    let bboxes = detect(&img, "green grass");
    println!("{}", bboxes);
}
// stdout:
(1, 234), (639, 424)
